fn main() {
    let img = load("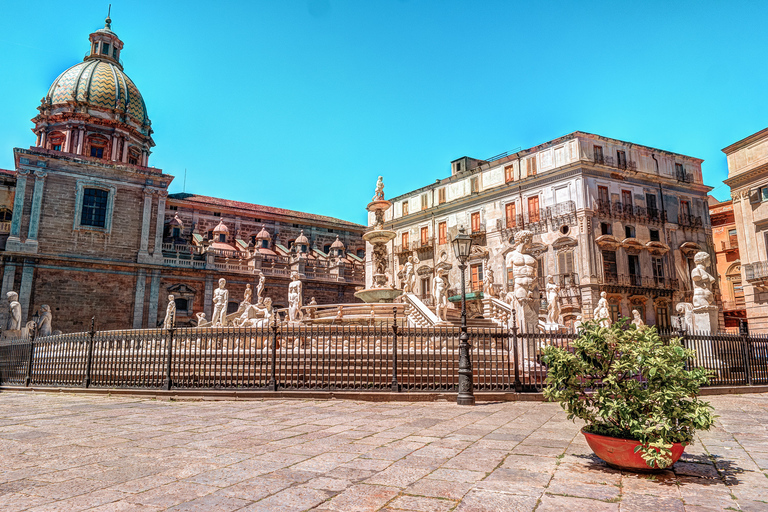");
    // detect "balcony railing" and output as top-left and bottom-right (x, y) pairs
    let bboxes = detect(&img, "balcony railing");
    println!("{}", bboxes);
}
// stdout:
(744, 261), (768, 282)
(720, 239), (739, 252)
(676, 169), (694, 183)
(498, 200), (576, 237)
(0, 221), (11, 234)
(721, 299), (746, 311)
(595, 155), (637, 171)
(593, 200), (666, 224)
(601, 272), (679, 289)
(678, 212), (703, 228)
